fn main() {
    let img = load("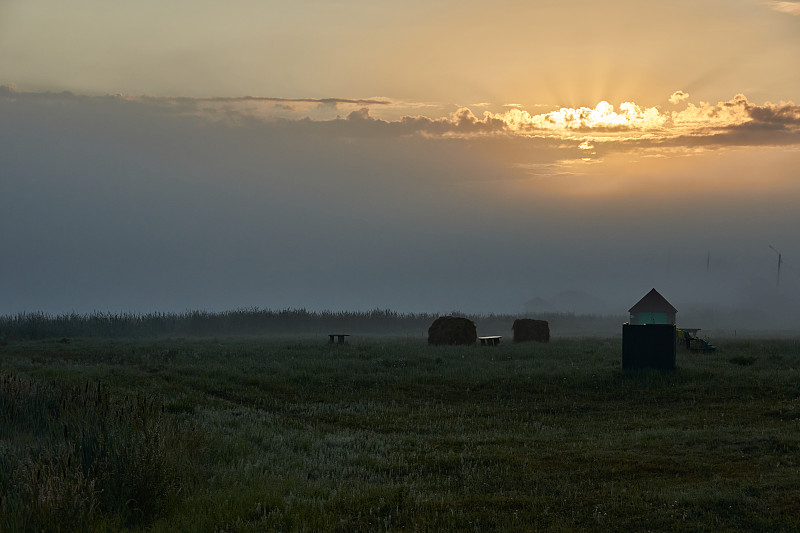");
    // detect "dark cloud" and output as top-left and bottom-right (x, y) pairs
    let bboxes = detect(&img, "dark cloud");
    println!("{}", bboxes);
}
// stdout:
(0, 88), (530, 314)
(679, 98), (800, 147)
(6, 87), (796, 148)
(186, 95), (392, 107)
(748, 101), (800, 125)
(346, 107), (371, 121)
(260, 105), (511, 140)
(1, 88), (799, 323)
